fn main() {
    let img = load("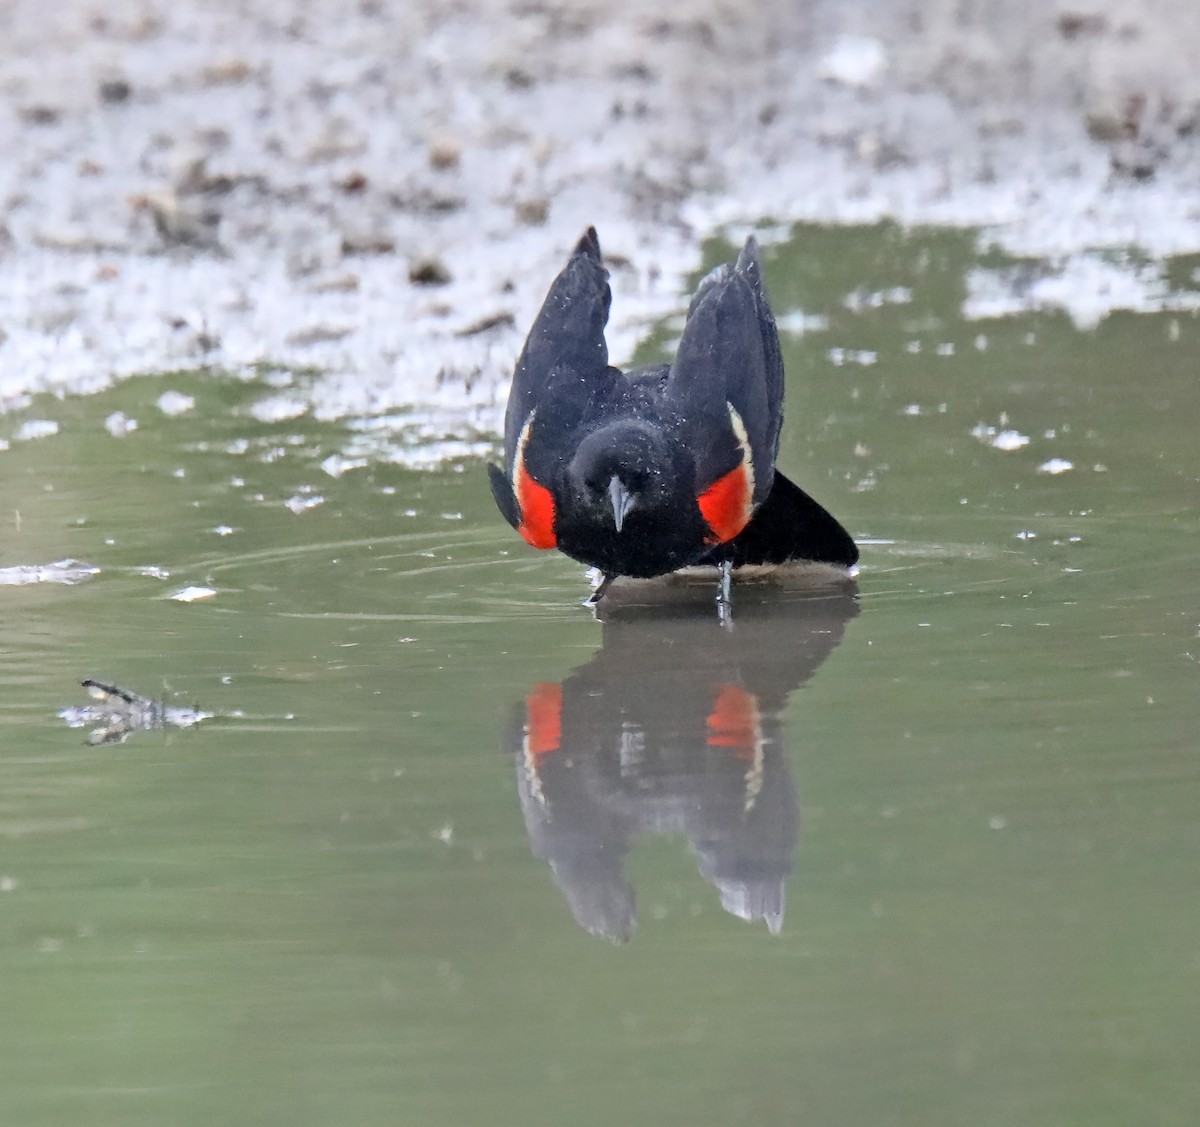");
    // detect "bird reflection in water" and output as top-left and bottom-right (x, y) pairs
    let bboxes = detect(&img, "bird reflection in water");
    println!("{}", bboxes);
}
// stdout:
(506, 576), (859, 942)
